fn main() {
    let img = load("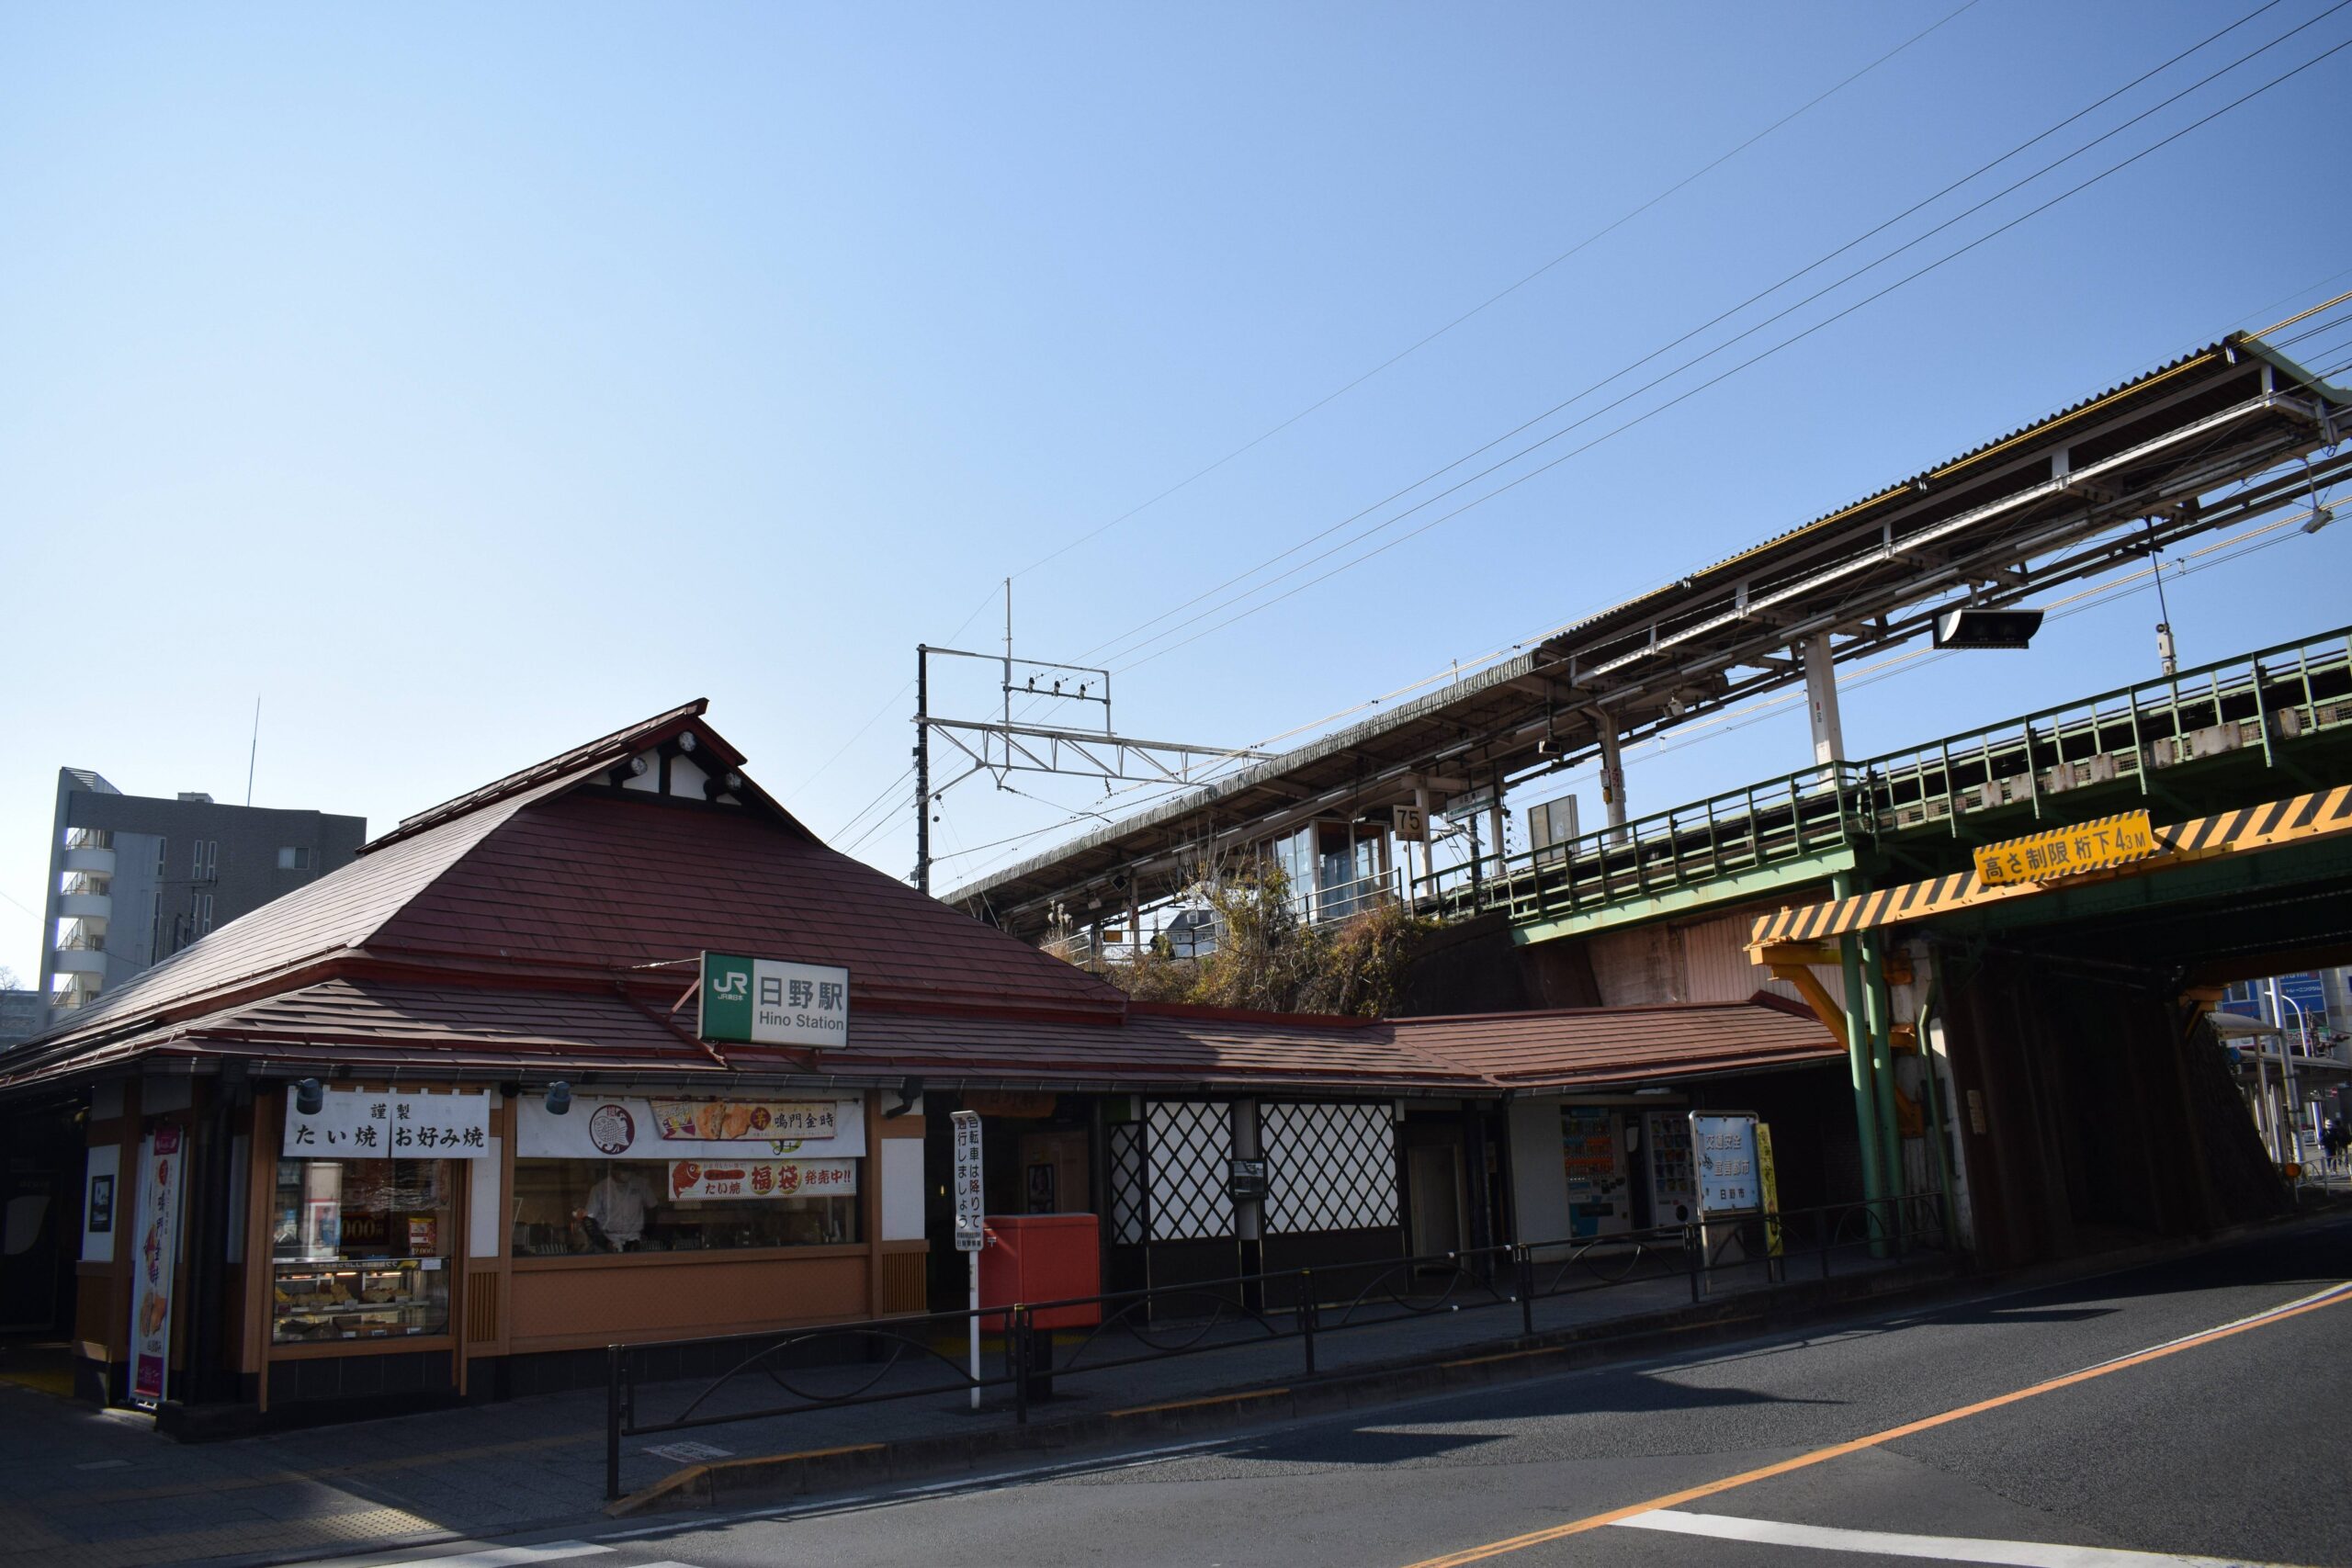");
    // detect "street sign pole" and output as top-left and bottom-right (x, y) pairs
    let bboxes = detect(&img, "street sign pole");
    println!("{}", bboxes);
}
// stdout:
(952, 1110), (984, 1409)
